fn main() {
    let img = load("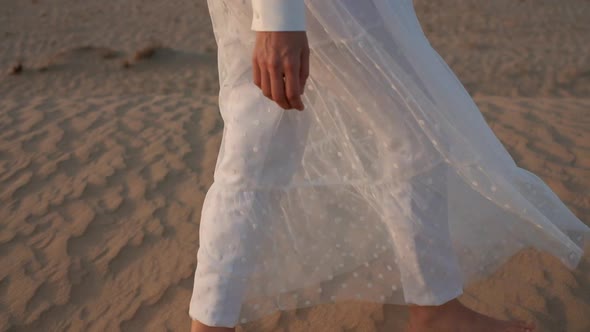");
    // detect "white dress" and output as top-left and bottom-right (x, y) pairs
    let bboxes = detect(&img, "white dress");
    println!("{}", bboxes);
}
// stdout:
(189, 0), (589, 327)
